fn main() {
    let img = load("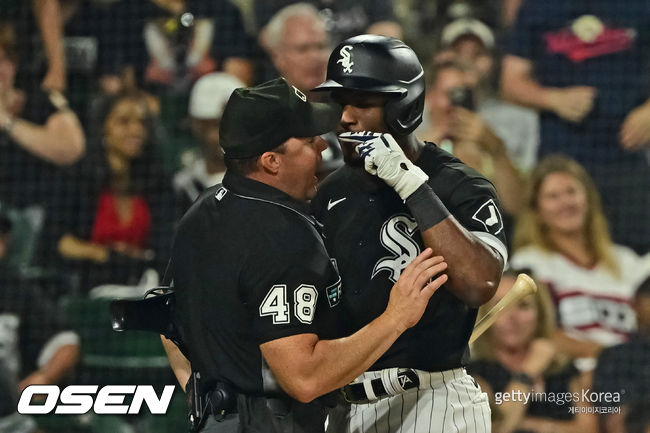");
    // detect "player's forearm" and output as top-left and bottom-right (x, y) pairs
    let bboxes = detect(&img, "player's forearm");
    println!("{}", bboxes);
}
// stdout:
(265, 313), (404, 403)
(8, 111), (85, 165)
(419, 219), (501, 306)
